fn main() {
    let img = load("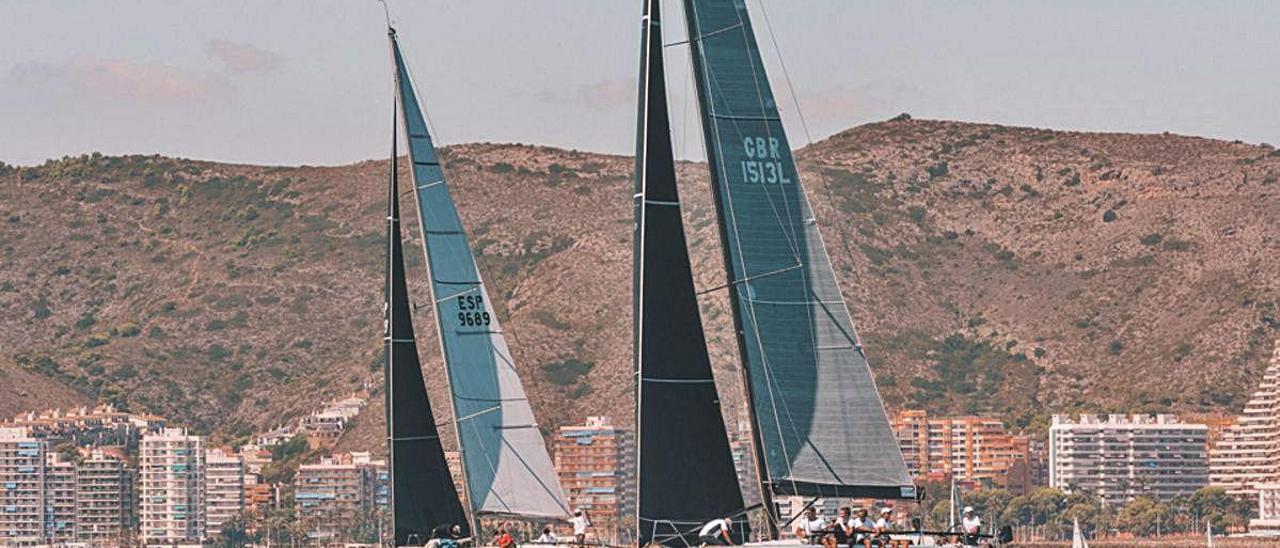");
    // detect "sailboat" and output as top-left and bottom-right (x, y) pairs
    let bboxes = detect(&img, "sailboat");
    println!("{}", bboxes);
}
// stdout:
(634, 0), (748, 545)
(383, 23), (570, 546)
(634, 0), (915, 545)
(1071, 518), (1088, 548)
